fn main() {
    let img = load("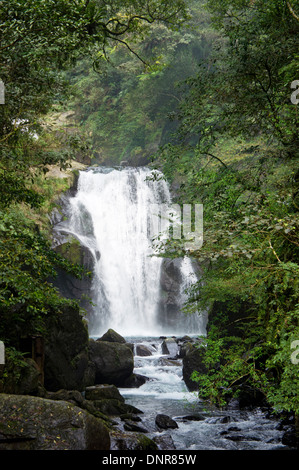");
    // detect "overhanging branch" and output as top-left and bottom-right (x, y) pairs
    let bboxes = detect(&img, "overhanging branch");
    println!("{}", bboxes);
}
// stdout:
(287, 1), (299, 21)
